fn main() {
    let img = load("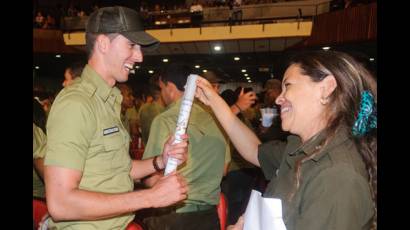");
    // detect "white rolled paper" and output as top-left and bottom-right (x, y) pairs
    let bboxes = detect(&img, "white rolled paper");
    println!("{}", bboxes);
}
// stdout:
(164, 74), (199, 175)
